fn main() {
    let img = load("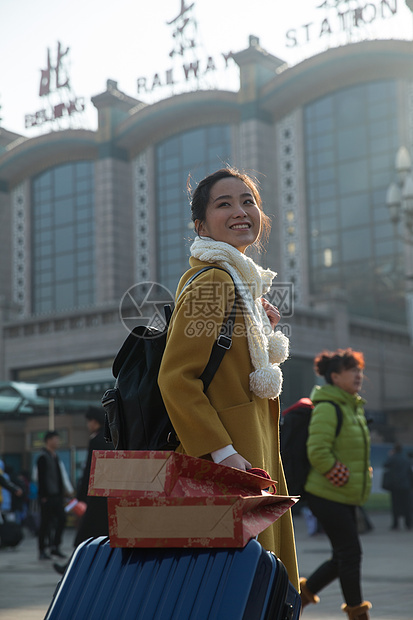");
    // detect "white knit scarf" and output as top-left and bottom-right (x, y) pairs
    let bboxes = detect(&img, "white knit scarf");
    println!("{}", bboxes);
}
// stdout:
(190, 237), (289, 399)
